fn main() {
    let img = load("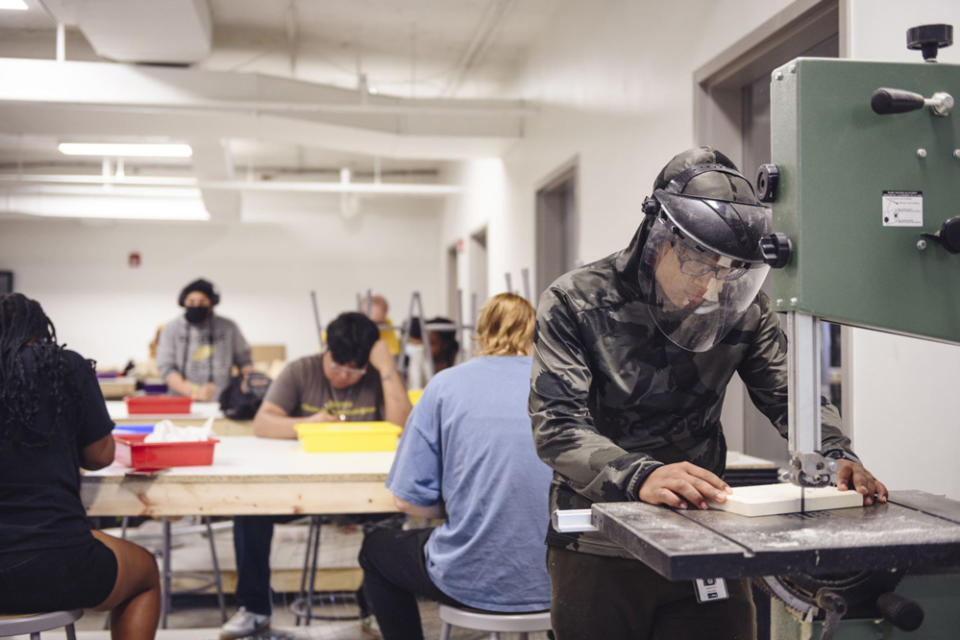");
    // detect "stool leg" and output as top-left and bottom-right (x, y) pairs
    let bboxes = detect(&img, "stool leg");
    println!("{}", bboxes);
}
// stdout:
(490, 633), (501, 640)
(204, 517), (228, 623)
(161, 517), (172, 629)
(30, 633), (39, 640)
(65, 622), (78, 640)
(439, 622), (452, 640)
(519, 634), (529, 640)
(305, 515), (322, 626)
